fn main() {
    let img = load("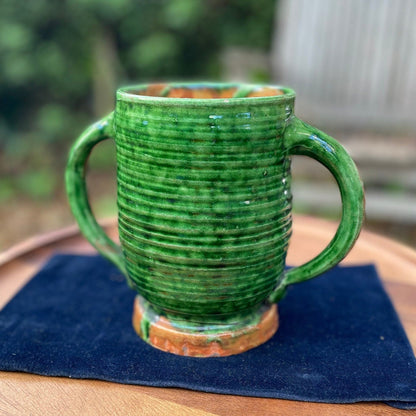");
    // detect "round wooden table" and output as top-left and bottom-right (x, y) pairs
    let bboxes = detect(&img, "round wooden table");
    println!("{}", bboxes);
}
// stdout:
(0, 215), (415, 415)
